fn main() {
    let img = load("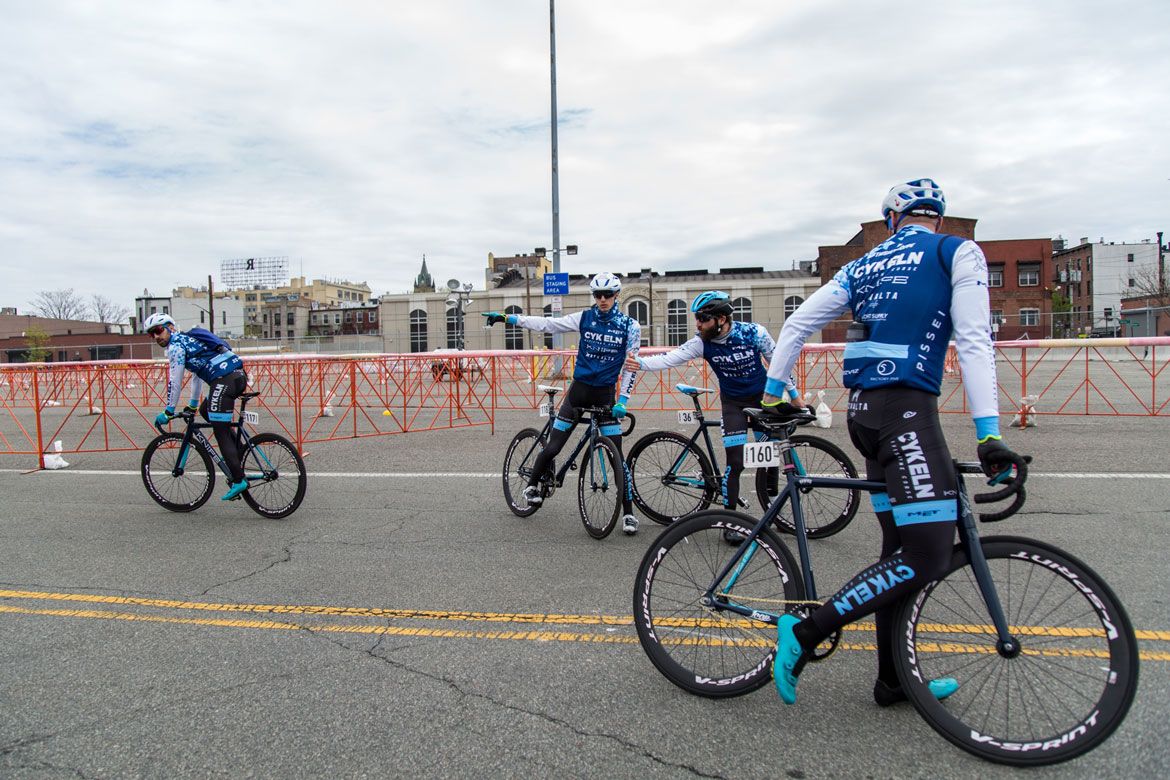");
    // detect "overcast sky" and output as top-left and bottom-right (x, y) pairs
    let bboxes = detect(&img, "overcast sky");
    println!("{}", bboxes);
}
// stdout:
(1, 1), (1167, 319)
